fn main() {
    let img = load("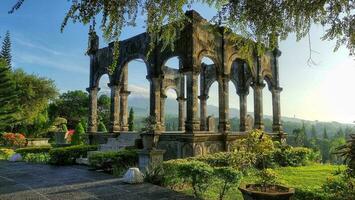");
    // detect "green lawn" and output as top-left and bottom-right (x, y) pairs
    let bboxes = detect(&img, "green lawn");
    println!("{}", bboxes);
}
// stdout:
(173, 164), (345, 200)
